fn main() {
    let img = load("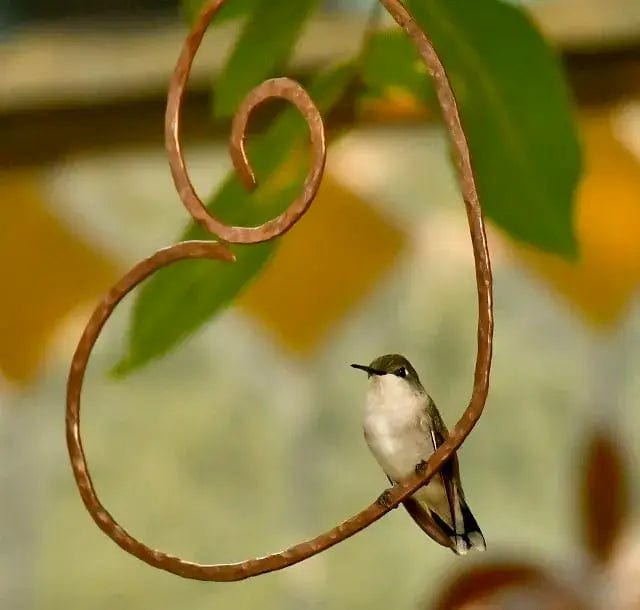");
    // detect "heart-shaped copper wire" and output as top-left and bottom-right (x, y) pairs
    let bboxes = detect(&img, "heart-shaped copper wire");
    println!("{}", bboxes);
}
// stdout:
(66, 0), (493, 582)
